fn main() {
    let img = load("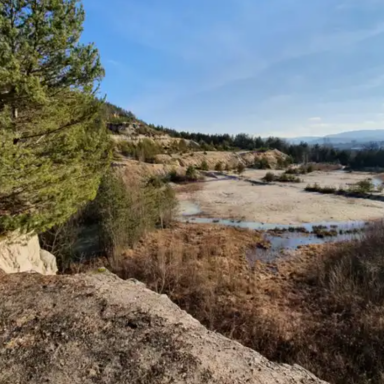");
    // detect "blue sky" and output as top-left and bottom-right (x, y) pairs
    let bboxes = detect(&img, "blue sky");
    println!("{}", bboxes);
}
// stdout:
(82, 0), (384, 137)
